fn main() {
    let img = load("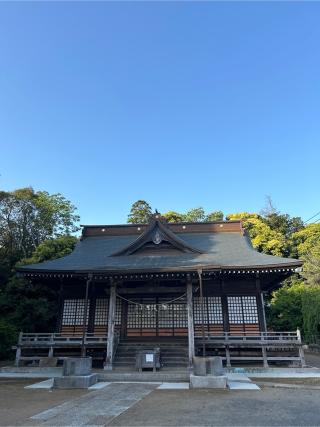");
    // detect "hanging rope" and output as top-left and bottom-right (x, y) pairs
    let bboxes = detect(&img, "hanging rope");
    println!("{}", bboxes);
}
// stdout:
(116, 292), (187, 307)
(115, 286), (199, 308)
